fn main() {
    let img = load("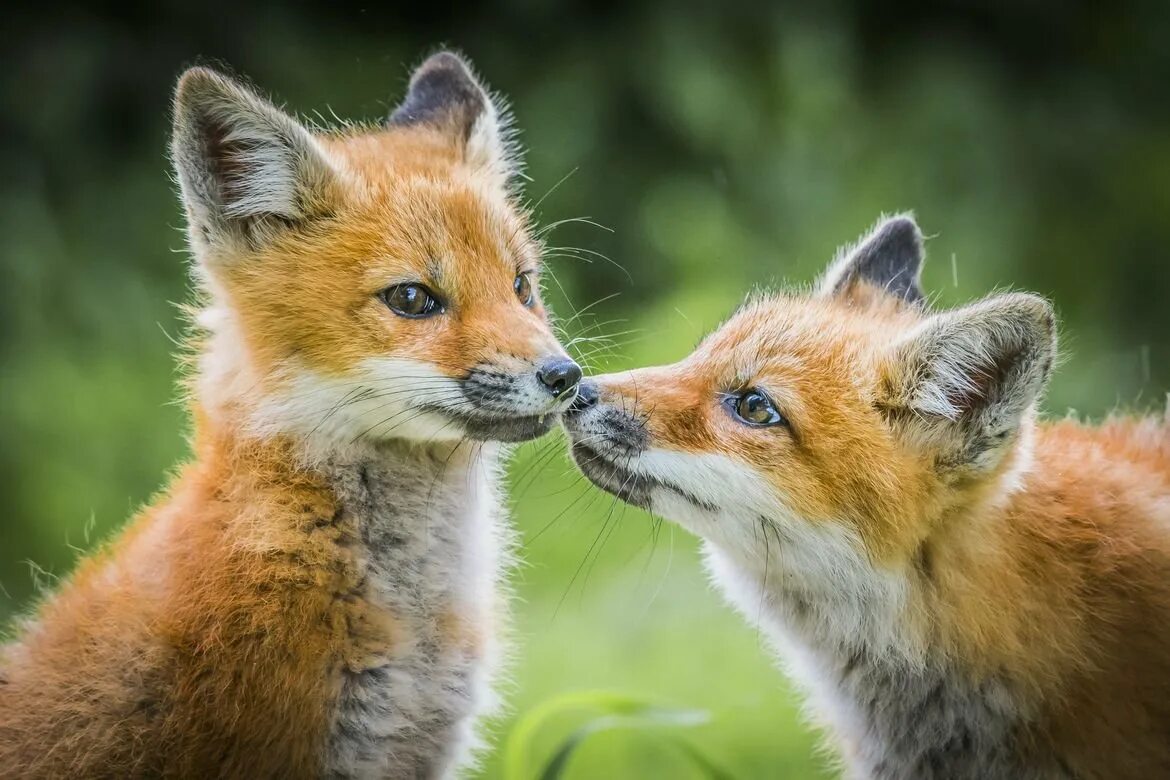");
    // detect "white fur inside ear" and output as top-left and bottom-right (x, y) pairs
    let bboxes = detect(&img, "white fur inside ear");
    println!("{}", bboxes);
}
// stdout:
(213, 109), (332, 221)
(899, 318), (995, 421)
(172, 68), (337, 247)
(884, 293), (1056, 466)
(463, 96), (518, 185)
(465, 106), (501, 171)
